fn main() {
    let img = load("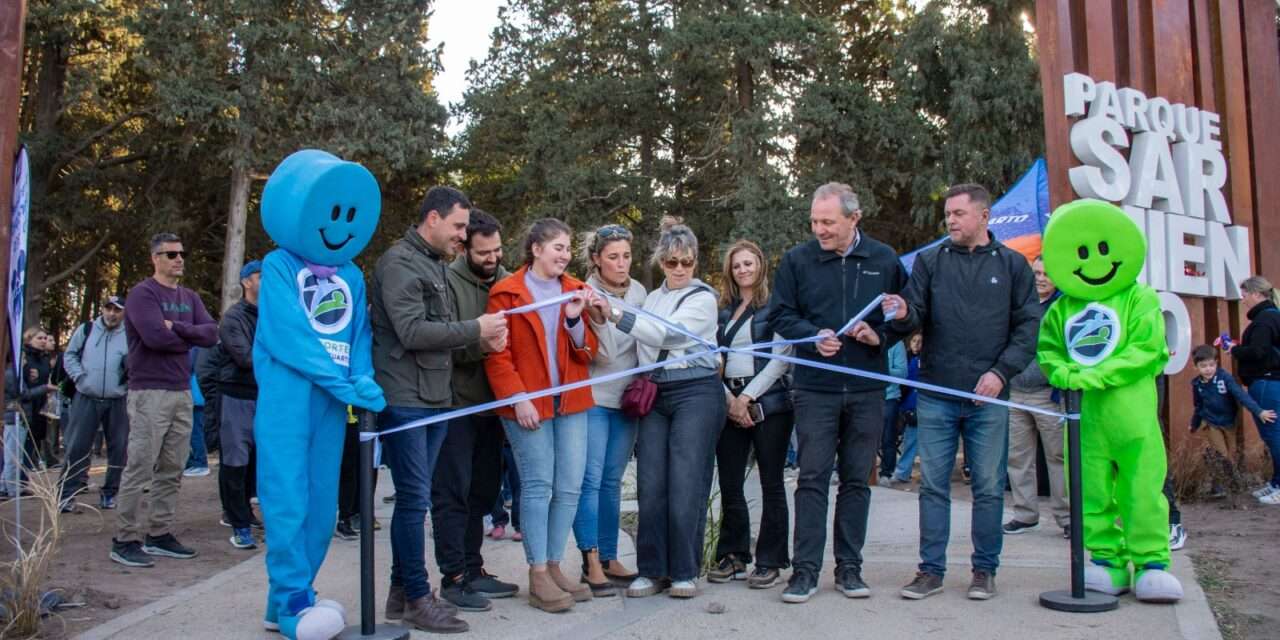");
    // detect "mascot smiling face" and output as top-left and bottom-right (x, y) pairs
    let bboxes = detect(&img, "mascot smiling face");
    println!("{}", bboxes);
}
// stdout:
(1041, 198), (1145, 302)
(261, 149), (381, 265)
